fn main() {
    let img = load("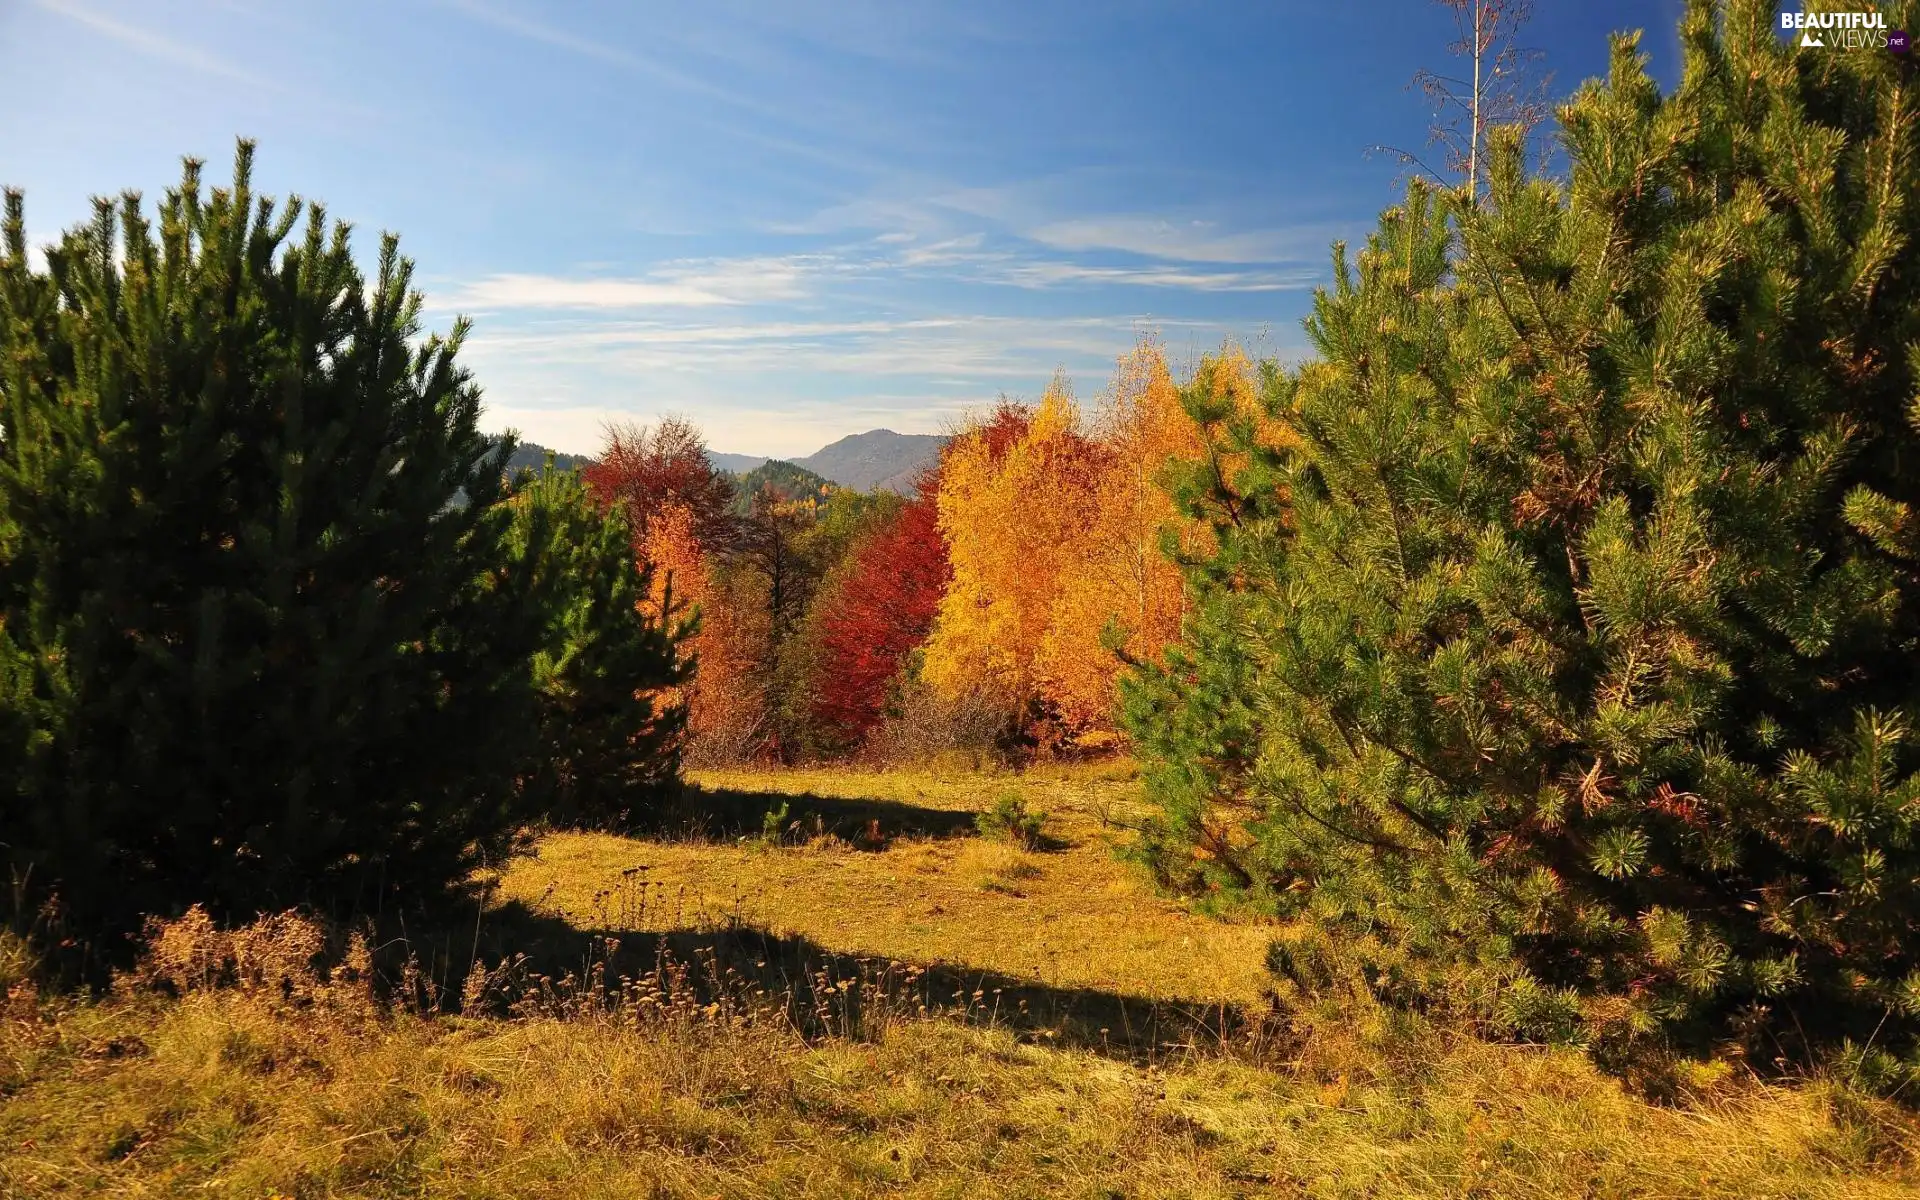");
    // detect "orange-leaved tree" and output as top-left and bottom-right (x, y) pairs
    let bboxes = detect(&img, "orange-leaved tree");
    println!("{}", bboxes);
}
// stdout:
(639, 502), (767, 763)
(922, 345), (1279, 744)
(583, 417), (761, 763)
